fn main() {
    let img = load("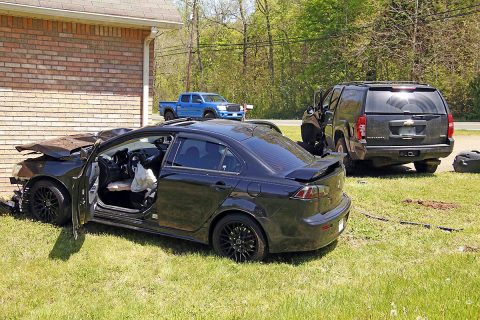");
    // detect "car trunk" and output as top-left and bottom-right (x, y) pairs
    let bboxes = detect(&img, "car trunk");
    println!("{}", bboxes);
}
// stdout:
(364, 87), (449, 147)
(286, 156), (345, 212)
